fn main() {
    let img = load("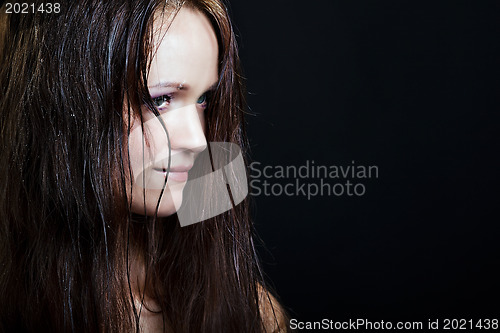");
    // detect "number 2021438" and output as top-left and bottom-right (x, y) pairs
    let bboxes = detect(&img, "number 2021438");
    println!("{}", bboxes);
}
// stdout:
(5, 3), (60, 14)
